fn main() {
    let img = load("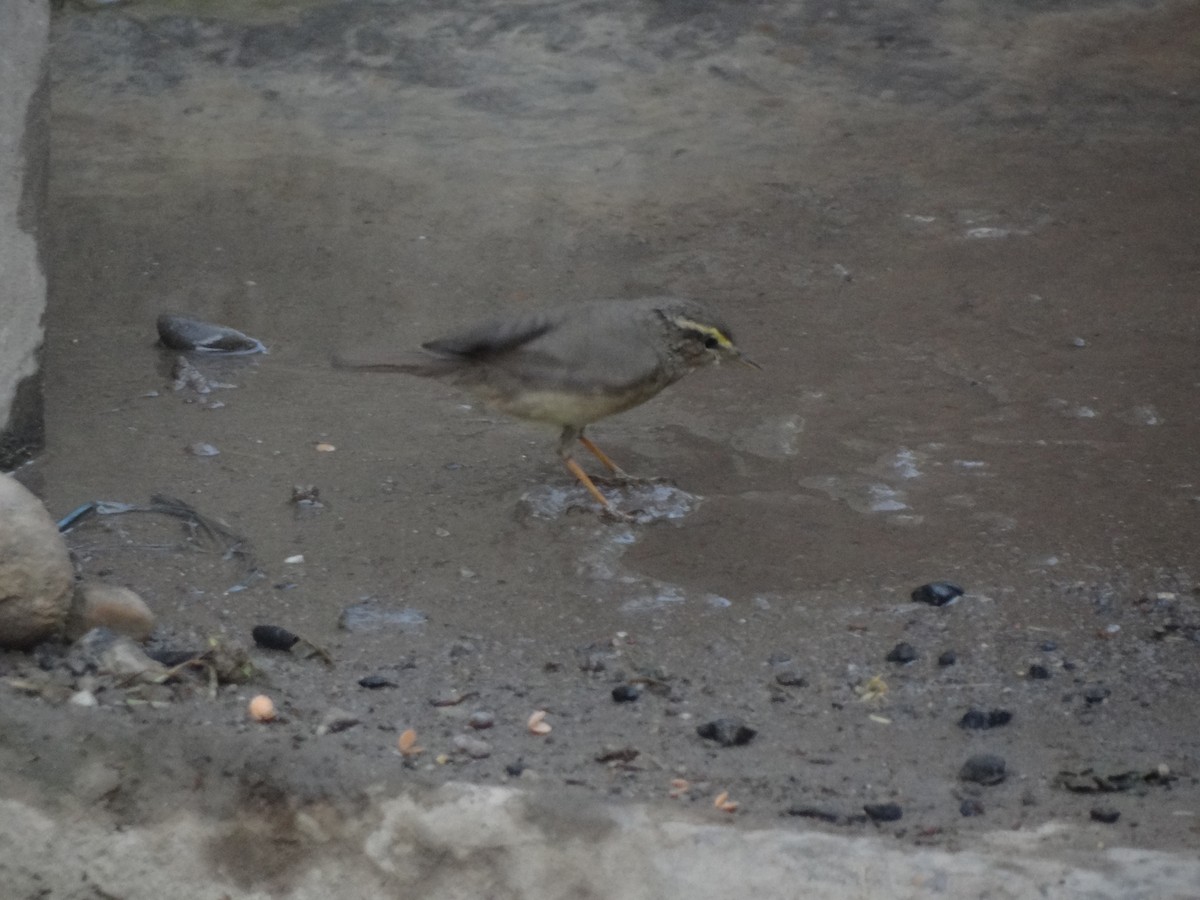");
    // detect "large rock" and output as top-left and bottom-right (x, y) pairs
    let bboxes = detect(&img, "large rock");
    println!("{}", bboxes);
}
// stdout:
(0, 474), (73, 648)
